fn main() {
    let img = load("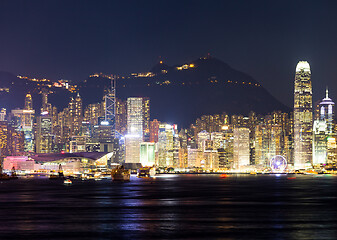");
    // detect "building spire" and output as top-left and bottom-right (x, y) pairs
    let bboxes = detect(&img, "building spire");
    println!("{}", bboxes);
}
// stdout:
(326, 86), (329, 99)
